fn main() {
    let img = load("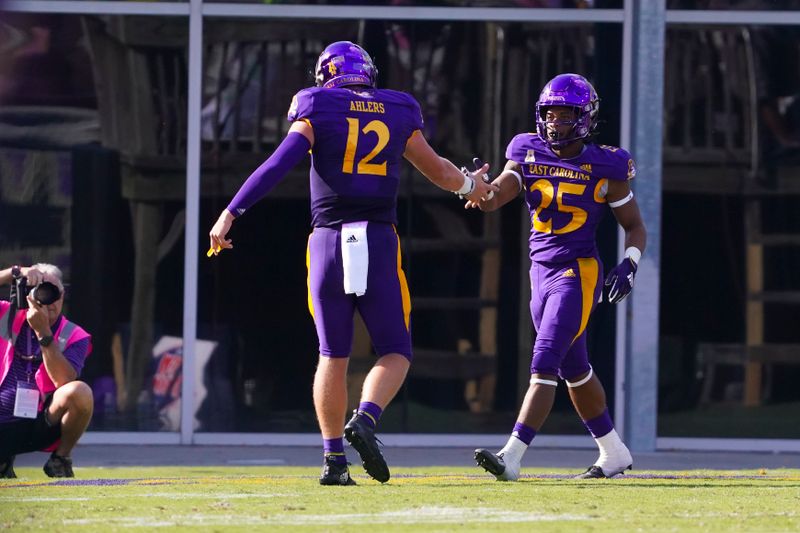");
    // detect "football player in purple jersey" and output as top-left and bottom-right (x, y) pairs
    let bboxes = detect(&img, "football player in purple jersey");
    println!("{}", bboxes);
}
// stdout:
(209, 41), (497, 485)
(467, 73), (647, 480)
